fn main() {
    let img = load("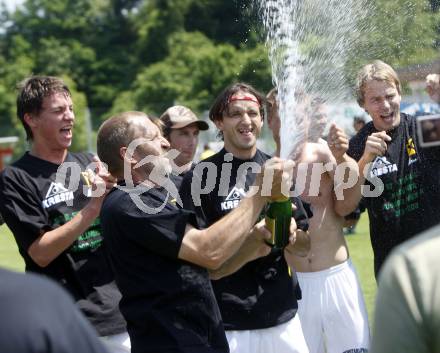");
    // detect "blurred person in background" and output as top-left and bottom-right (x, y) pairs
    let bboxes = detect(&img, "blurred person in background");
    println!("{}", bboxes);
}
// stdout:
(426, 73), (440, 103)
(160, 105), (209, 189)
